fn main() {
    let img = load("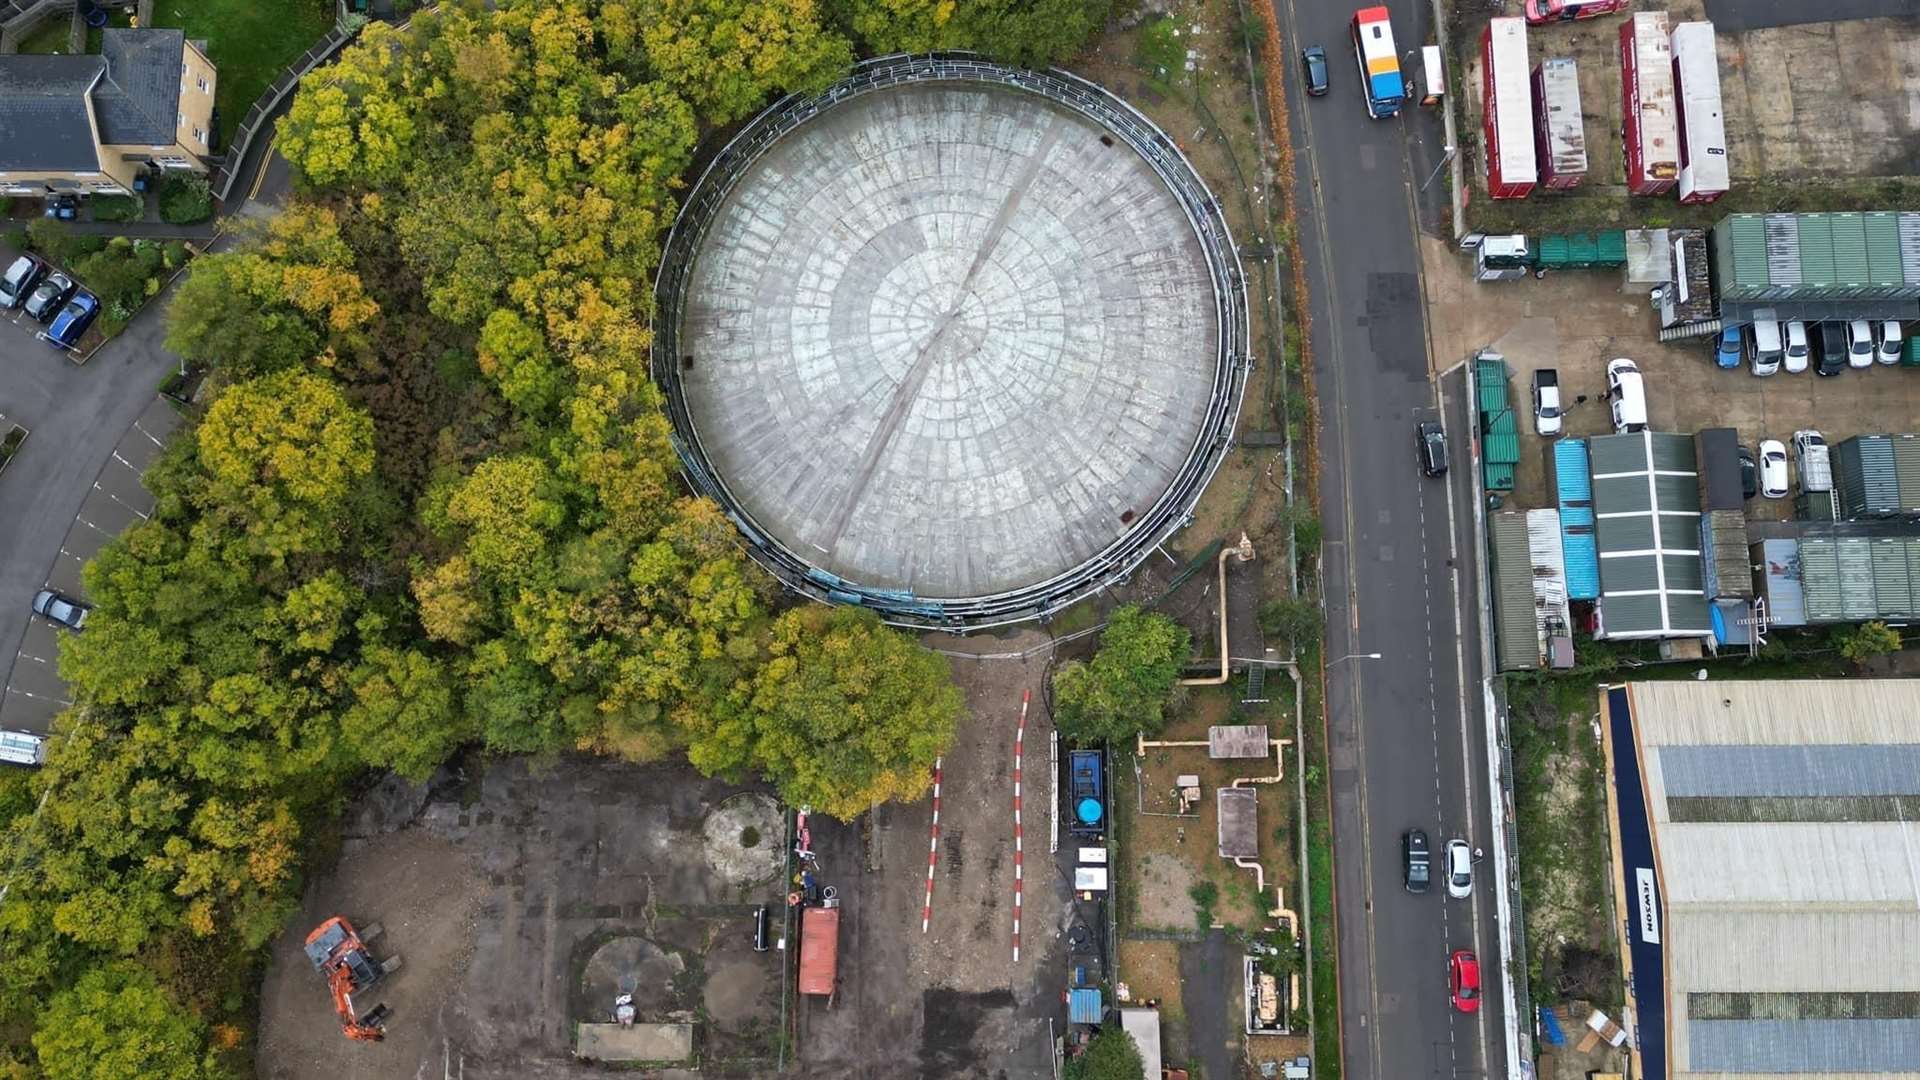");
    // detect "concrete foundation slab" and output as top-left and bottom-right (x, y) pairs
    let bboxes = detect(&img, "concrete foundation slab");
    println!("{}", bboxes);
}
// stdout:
(574, 1022), (694, 1063)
